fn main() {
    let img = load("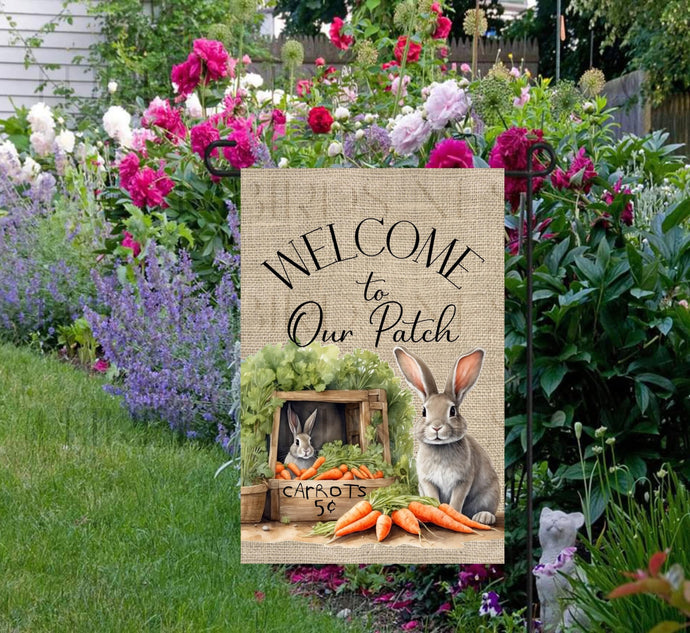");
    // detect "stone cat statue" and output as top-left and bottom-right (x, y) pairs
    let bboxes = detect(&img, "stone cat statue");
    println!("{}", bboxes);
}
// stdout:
(534, 507), (590, 633)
